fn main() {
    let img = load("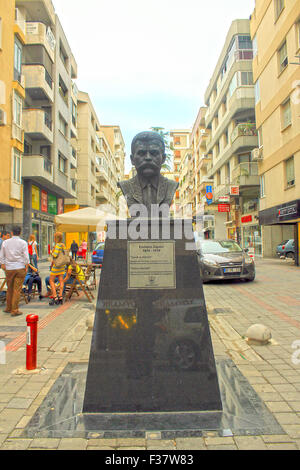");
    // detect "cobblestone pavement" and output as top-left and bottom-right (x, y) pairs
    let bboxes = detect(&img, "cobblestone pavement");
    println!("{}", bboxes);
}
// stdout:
(0, 257), (300, 450)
